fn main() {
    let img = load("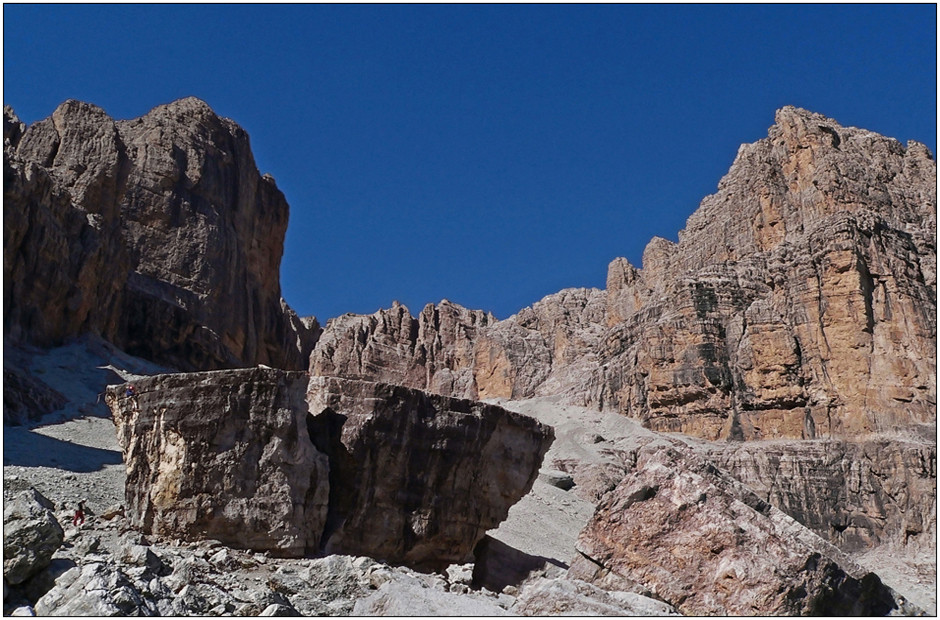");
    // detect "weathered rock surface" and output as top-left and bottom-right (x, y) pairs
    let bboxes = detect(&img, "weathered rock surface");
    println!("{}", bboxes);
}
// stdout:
(307, 375), (554, 568)
(33, 561), (156, 616)
(107, 368), (329, 557)
(591, 107), (936, 440)
(312, 299), (494, 396)
(512, 577), (679, 616)
(4, 99), (318, 371)
(3, 489), (65, 585)
(2, 358), (67, 426)
(706, 438), (937, 554)
(106, 369), (552, 567)
(313, 107), (936, 442)
(572, 443), (917, 615)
